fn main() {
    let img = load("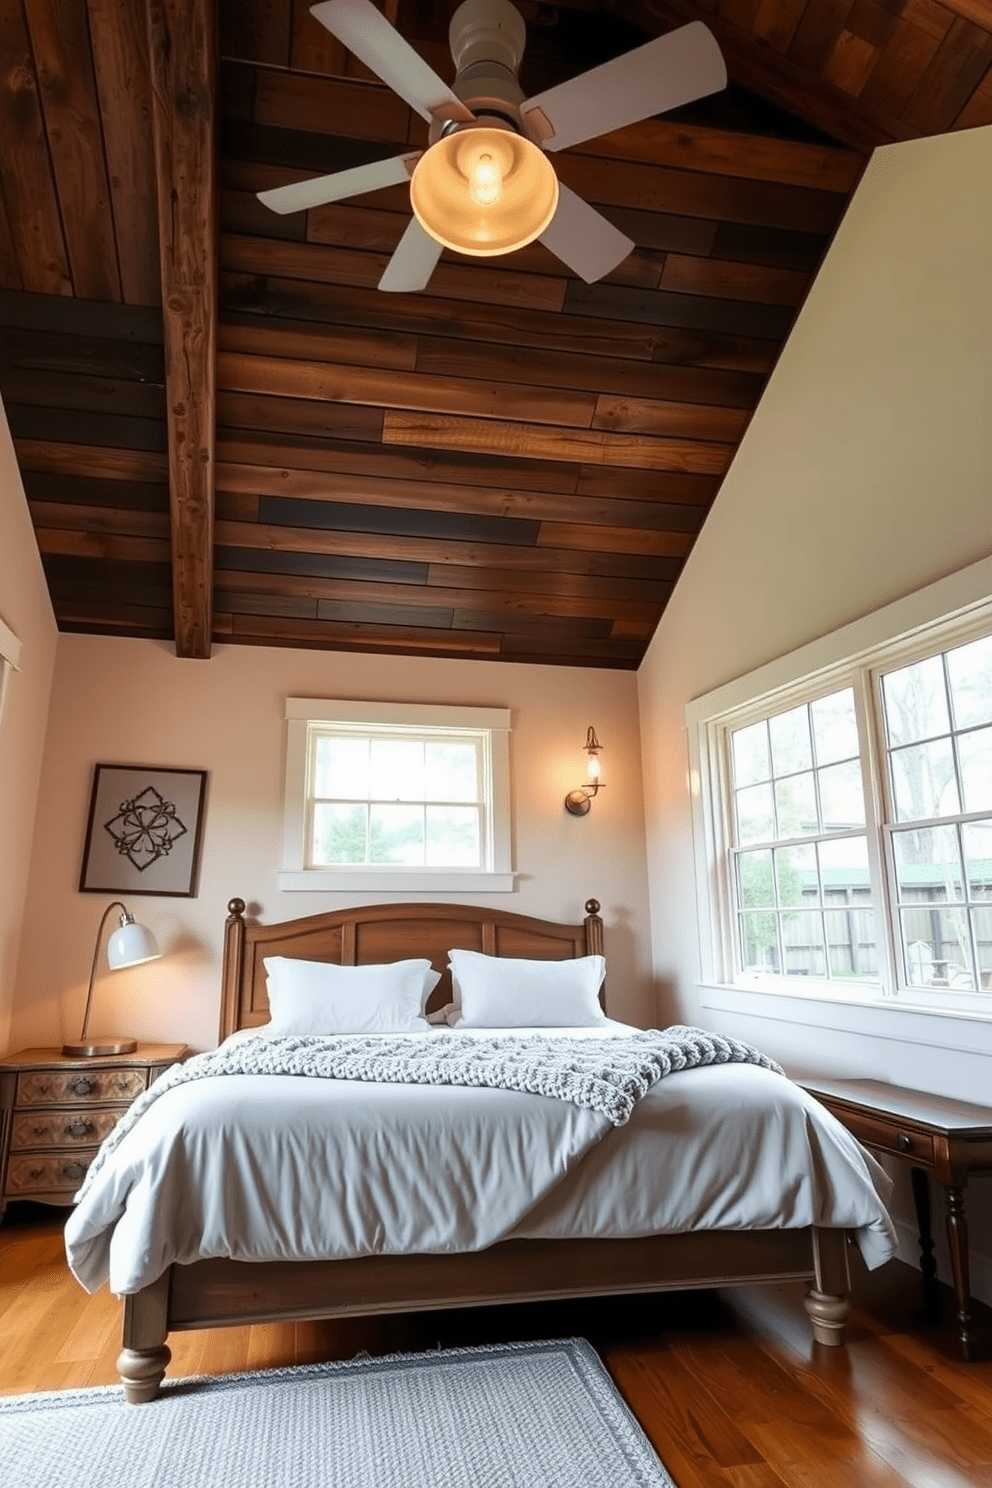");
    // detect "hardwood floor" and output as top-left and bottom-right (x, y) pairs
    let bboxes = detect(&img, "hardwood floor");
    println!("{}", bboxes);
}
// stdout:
(2, 1201), (991, 1485)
